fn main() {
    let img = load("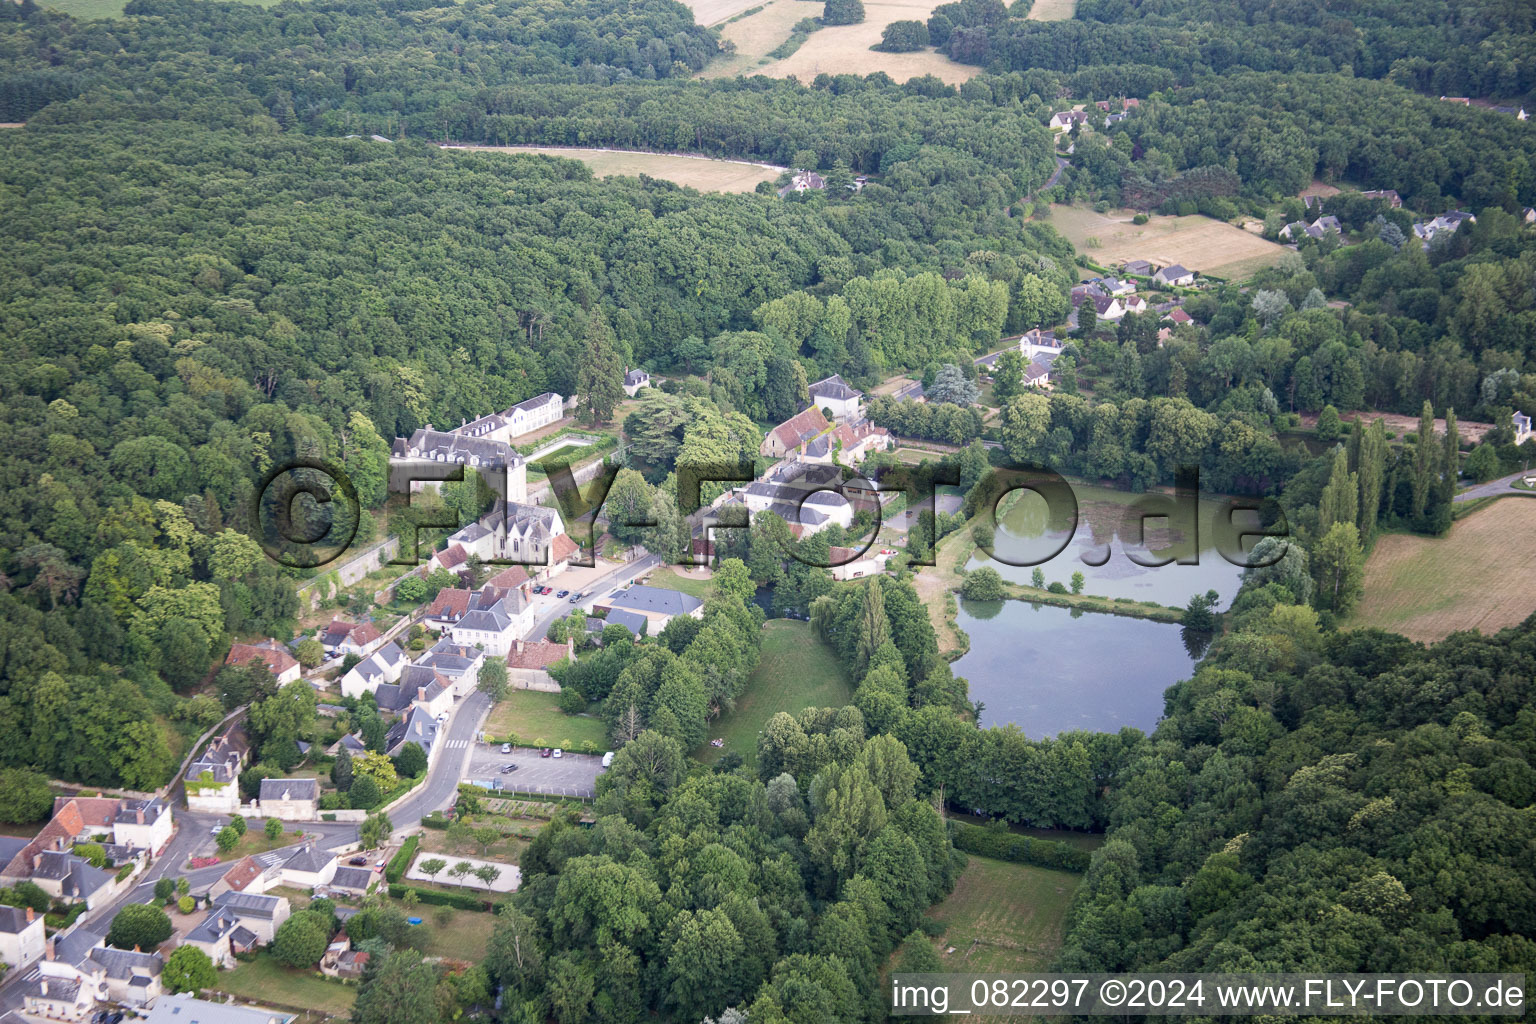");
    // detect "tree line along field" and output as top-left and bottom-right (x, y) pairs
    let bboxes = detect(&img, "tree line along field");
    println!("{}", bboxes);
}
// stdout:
(1048, 204), (1290, 280)
(445, 145), (782, 193)
(1350, 498), (1536, 642)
